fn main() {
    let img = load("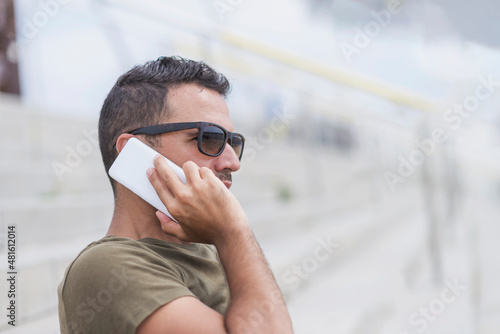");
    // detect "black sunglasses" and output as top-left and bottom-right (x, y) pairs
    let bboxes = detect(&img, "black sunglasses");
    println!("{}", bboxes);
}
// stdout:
(128, 122), (245, 160)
